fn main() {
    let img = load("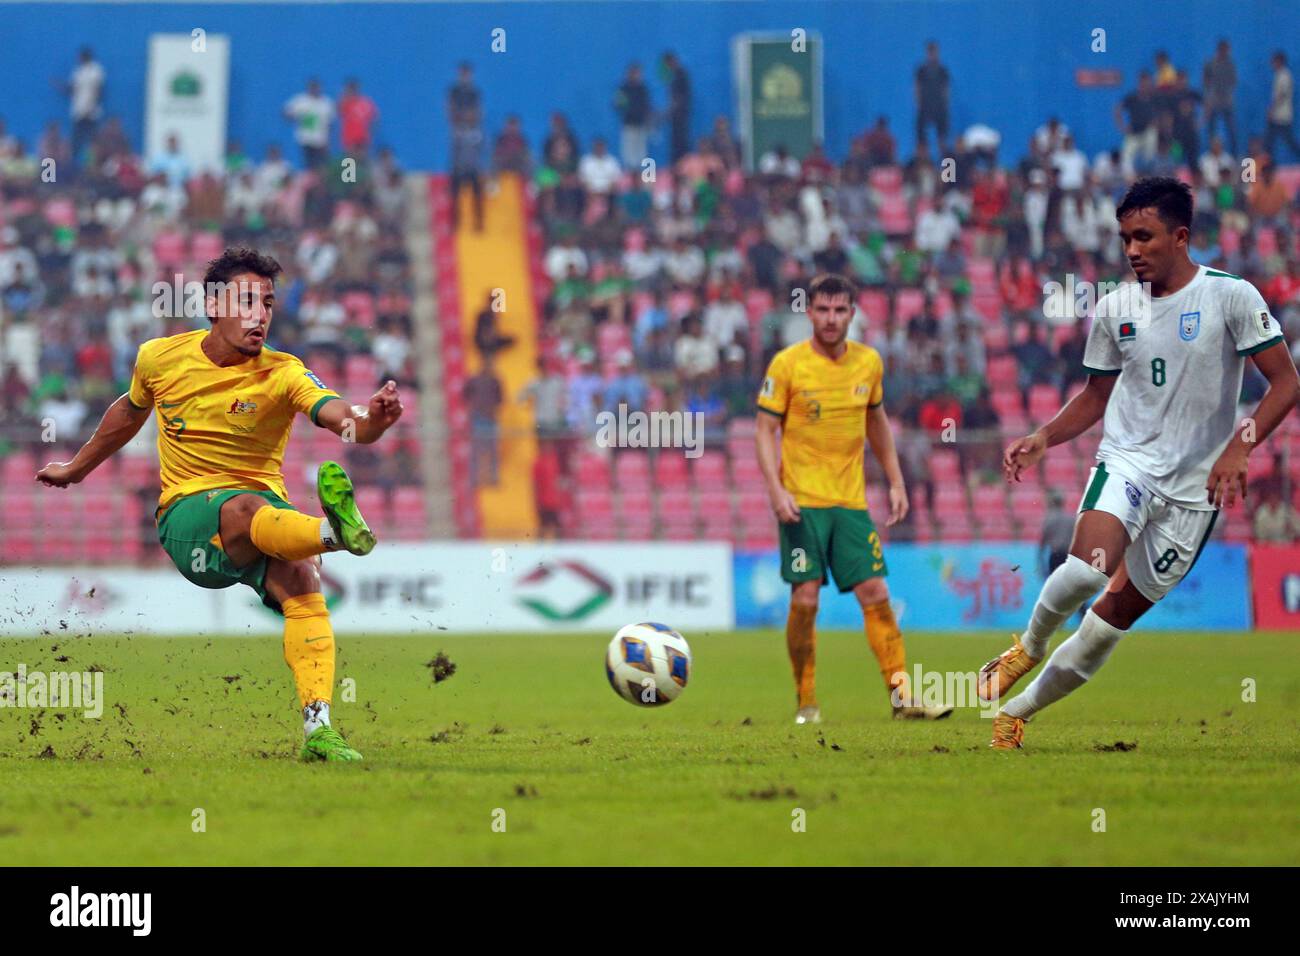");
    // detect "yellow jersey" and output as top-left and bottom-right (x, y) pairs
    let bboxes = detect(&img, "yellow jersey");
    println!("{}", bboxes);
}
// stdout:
(756, 339), (884, 510)
(128, 330), (342, 510)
